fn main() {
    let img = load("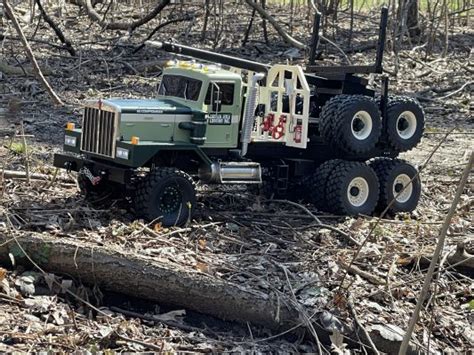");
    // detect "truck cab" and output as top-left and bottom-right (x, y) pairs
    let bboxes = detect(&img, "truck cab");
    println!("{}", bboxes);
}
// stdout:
(157, 63), (242, 148)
